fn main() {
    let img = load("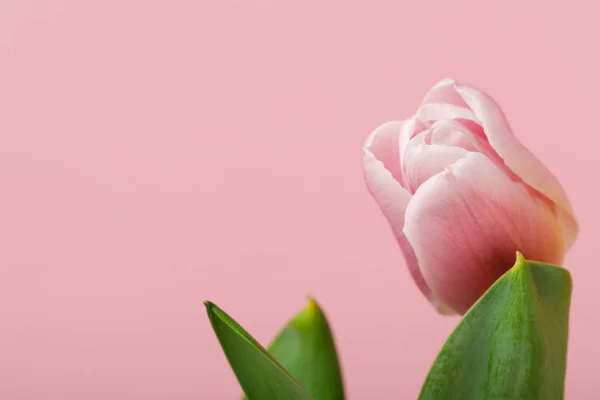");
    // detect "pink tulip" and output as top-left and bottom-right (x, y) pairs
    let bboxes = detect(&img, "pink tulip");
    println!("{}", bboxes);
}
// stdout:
(363, 79), (578, 315)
